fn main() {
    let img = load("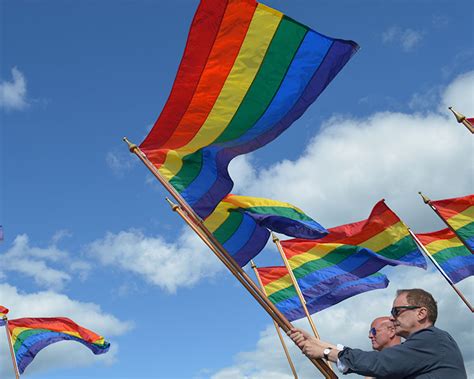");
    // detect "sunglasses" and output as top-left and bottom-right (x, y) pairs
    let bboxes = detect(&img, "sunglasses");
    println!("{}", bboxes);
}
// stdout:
(369, 327), (377, 336)
(391, 305), (421, 317)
